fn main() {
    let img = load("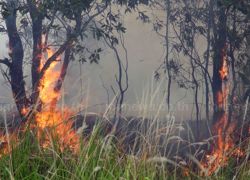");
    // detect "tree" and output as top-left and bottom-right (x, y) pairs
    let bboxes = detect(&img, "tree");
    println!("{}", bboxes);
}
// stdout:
(153, 0), (214, 136)
(0, 0), (149, 121)
(153, 0), (249, 117)
(150, 1), (249, 146)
